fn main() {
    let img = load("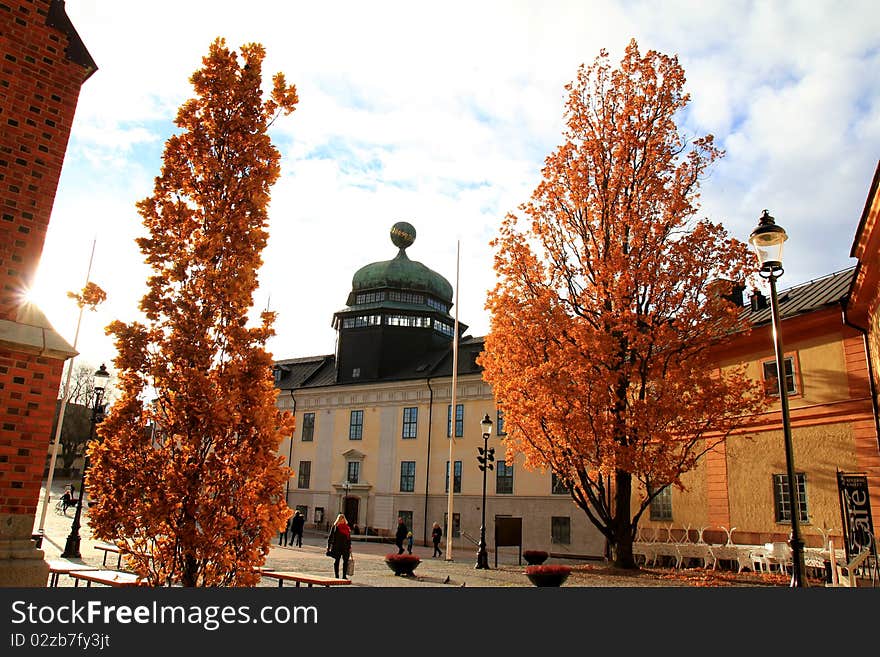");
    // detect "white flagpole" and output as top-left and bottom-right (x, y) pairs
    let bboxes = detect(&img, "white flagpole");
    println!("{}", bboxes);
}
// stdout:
(445, 240), (460, 561)
(37, 239), (96, 534)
